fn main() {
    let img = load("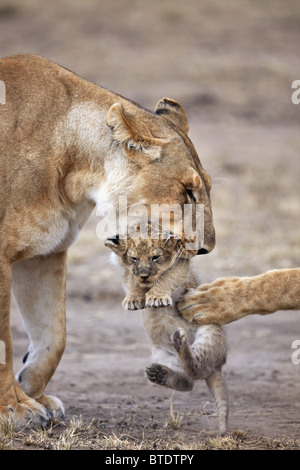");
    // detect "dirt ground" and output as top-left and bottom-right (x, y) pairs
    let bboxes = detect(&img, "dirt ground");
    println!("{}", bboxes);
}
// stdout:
(1, 0), (300, 450)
